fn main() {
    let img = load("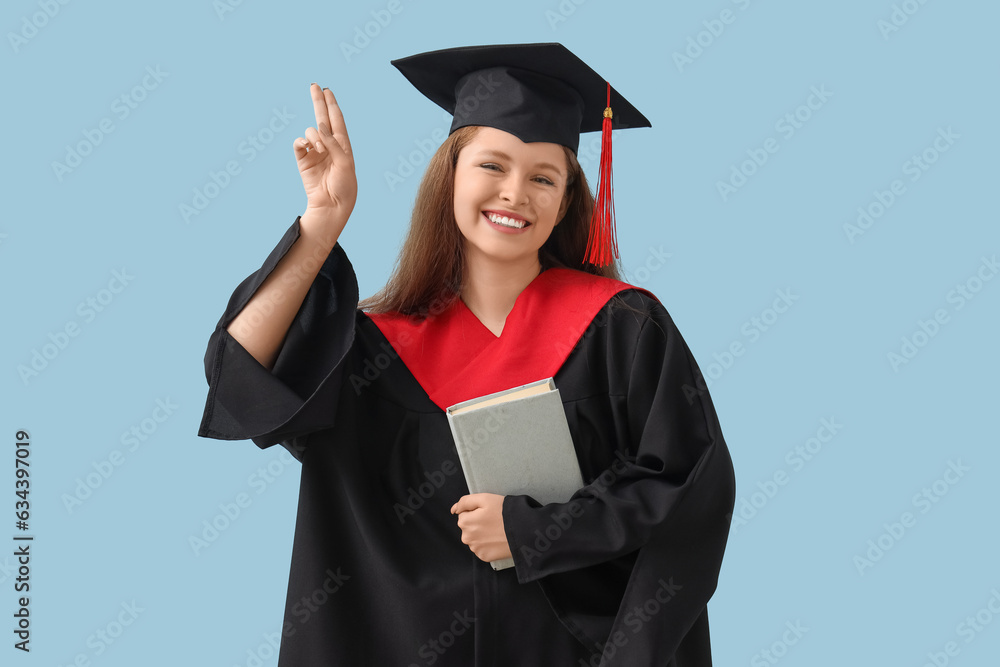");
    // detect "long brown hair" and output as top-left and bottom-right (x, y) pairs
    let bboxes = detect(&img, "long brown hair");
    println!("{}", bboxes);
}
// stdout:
(359, 126), (647, 320)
